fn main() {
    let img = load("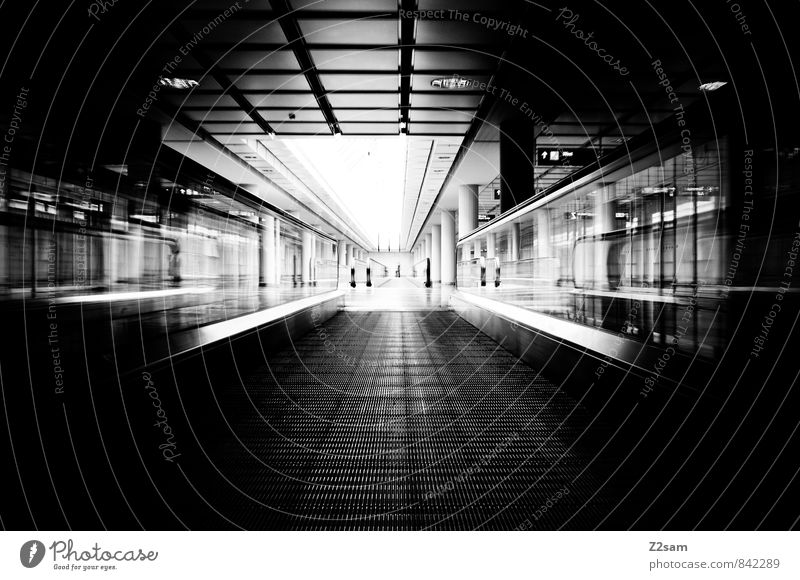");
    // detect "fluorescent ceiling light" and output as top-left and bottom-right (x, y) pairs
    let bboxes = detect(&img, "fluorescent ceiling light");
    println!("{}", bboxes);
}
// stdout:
(431, 75), (472, 89)
(699, 81), (728, 91)
(158, 76), (199, 89)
